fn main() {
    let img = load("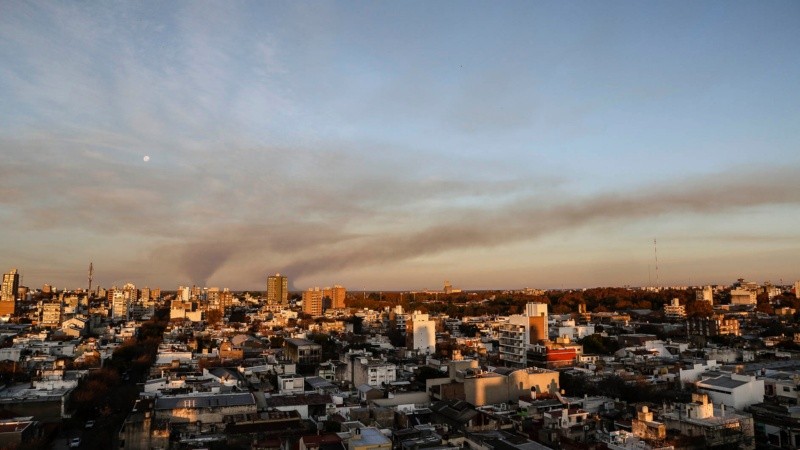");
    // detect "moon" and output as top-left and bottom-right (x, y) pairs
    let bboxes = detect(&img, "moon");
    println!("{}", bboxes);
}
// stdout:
(143, 155), (150, 162)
